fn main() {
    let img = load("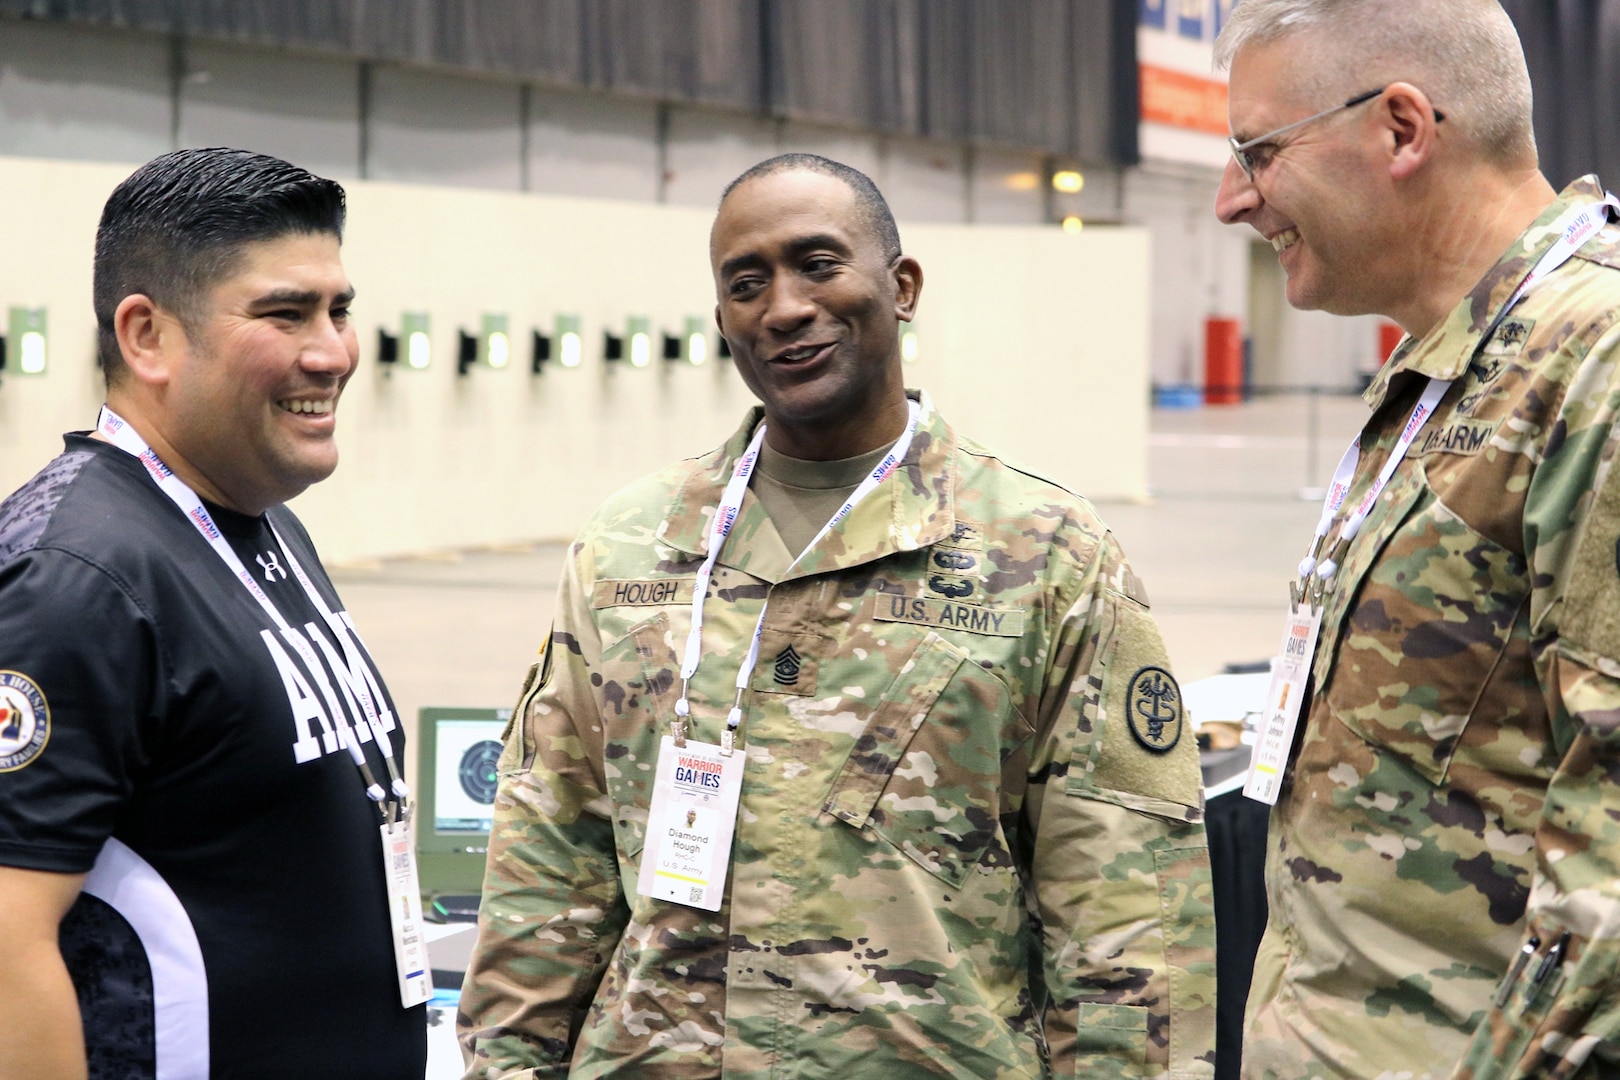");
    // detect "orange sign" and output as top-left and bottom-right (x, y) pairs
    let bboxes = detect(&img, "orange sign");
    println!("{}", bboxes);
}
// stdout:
(1140, 63), (1229, 136)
